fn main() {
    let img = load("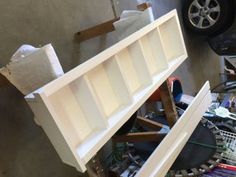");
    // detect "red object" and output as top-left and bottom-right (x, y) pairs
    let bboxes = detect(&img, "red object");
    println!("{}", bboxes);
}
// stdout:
(218, 163), (236, 171)
(148, 77), (182, 102)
